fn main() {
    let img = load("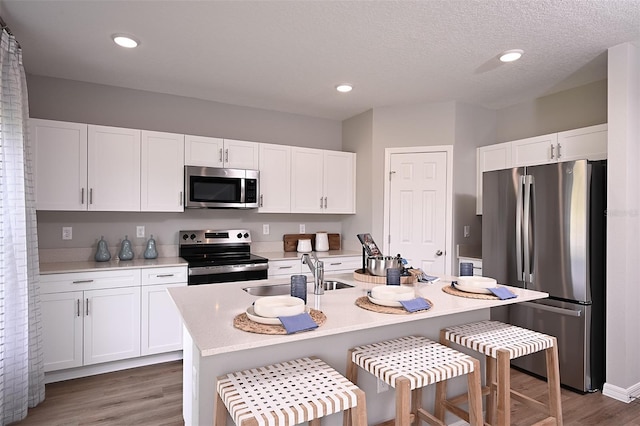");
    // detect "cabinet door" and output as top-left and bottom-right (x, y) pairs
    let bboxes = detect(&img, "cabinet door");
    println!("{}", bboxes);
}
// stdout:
(30, 119), (88, 211)
(258, 143), (291, 213)
(141, 283), (184, 355)
(556, 123), (607, 162)
(87, 125), (141, 211)
(224, 139), (259, 170)
(291, 147), (324, 213)
(476, 142), (512, 215)
(184, 134), (224, 167)
(511, 133), (558, 167)
(83, 286), (141, 365)
(141, 130), (185, 212)
(41, 291), (83, 371)
(323, 151), (356, 214)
